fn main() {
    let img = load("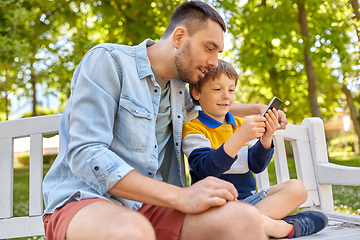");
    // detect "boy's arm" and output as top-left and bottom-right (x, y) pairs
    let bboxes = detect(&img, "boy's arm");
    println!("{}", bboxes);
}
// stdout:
(247, 140), (274, 174)
(182, 133), (237, 179)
